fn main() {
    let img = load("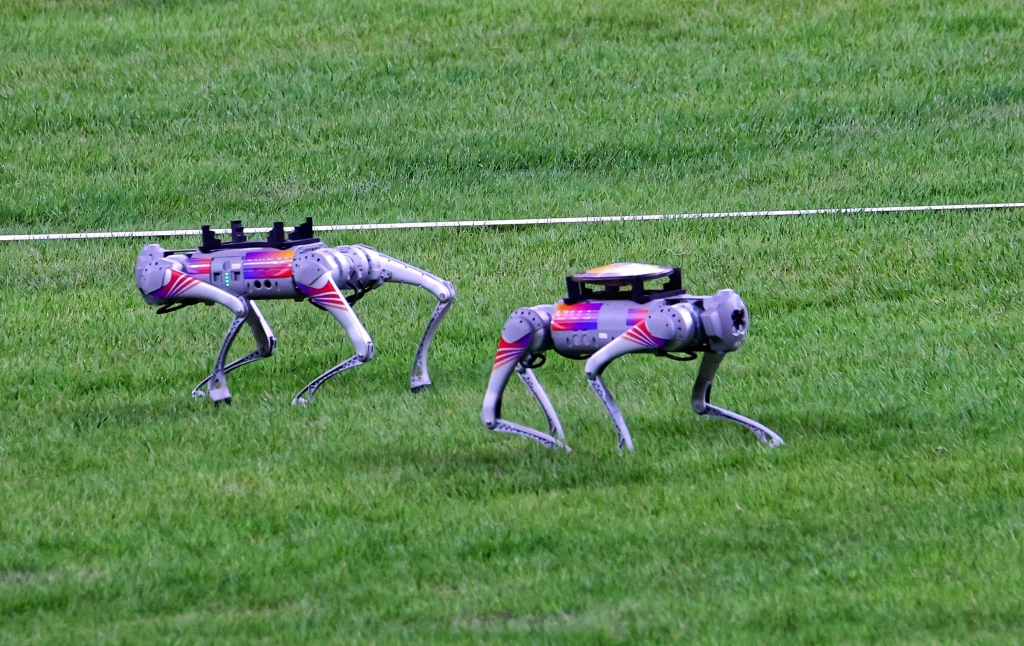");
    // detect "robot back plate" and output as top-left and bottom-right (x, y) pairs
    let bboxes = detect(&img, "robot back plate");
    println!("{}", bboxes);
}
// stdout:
(571, 263), (675, 286)
(564, 263), (684, 304)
